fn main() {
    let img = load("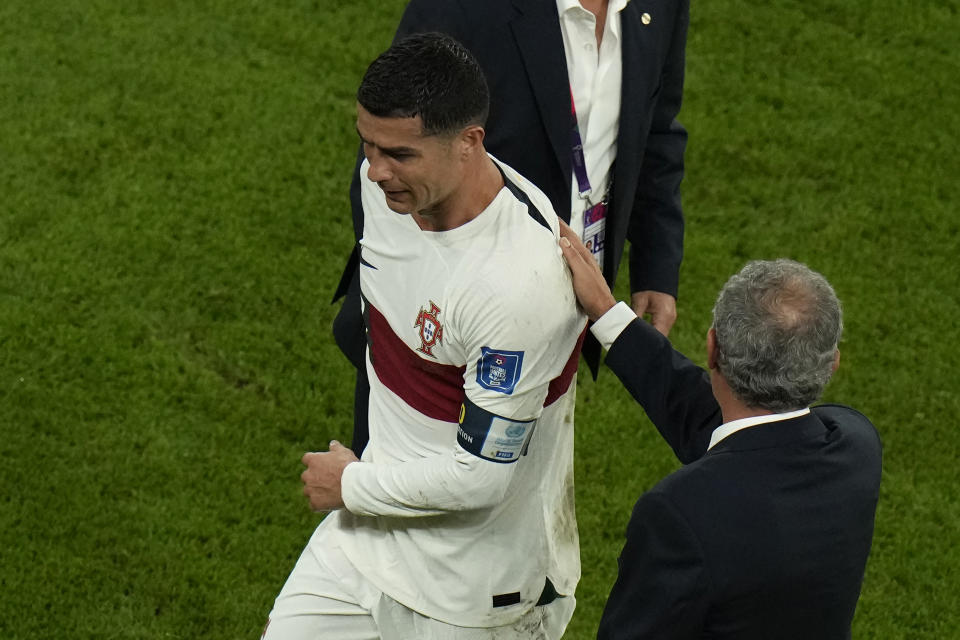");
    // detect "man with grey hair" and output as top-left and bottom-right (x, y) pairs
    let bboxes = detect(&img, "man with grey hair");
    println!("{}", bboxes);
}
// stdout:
(558, 224), (882, 639)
